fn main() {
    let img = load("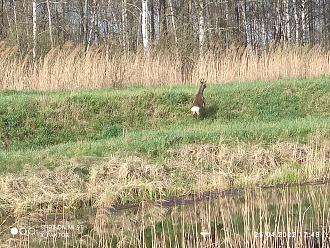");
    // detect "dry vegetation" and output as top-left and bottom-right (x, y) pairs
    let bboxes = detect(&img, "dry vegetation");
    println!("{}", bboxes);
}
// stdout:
(1, 42), (330, 90)
(0, 137), (329, 217)
(2, 175), (329, 247)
